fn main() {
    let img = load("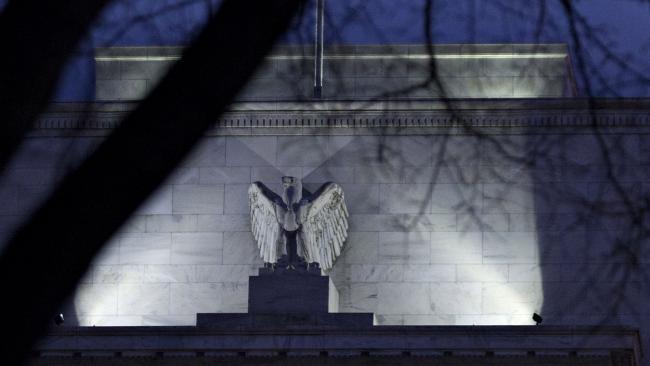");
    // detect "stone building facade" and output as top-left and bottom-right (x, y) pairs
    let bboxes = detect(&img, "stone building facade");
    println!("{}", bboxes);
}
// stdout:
(1, 44), (648, 364)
